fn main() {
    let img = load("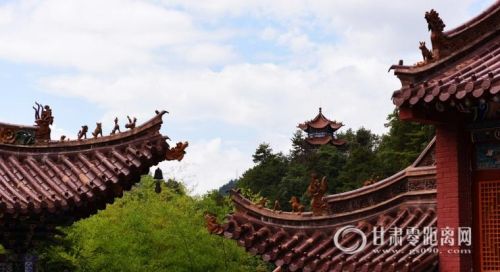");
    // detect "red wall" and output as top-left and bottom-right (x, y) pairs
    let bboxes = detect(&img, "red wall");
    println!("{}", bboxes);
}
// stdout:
(435, 124), (473, 271)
